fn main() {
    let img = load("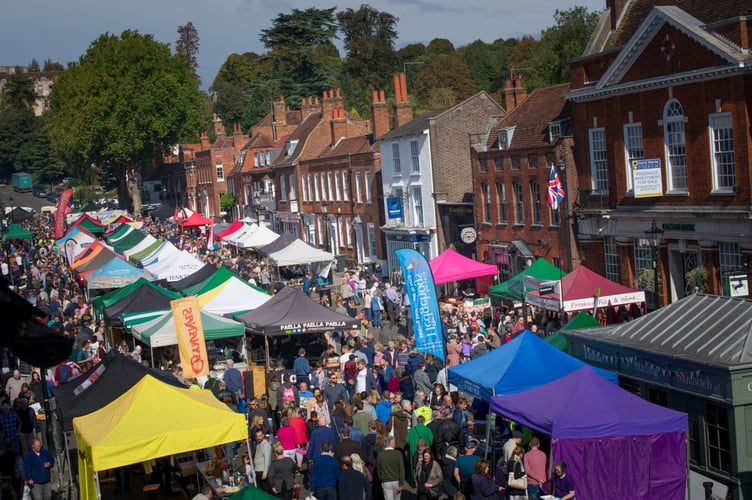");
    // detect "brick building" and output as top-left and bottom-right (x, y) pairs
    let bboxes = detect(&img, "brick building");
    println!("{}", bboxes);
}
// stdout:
(379, 75), (504, 273)
(471, 80), (578, 281)
(568, 0), (752, 309)
(191, 115), (249, 218)
(0, 66), (58, 116)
